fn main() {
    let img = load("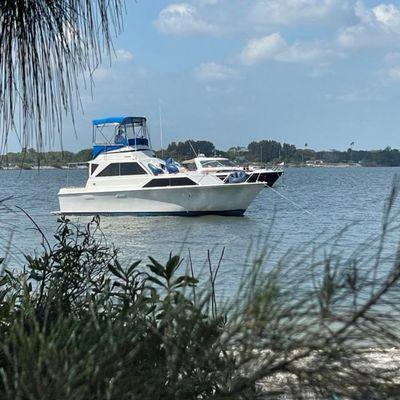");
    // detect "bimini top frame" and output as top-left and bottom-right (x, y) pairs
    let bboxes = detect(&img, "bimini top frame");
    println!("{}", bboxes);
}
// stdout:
(91, 116), (151, 158)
